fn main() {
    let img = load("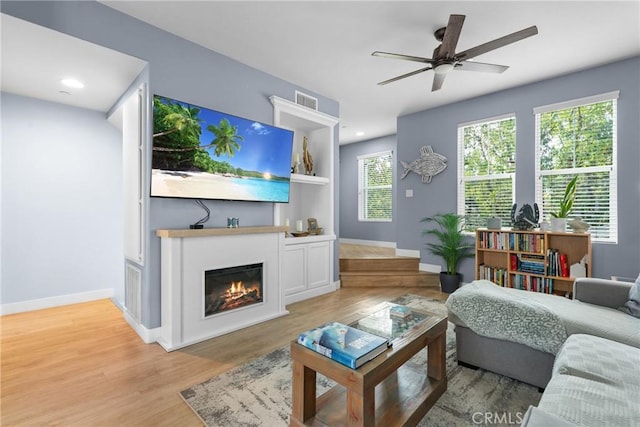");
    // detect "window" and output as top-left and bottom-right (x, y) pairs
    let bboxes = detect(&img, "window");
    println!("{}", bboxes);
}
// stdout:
(458, 114), (516, 231)
(534, 91), (618, 243)
(358, 151), (392, 221)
